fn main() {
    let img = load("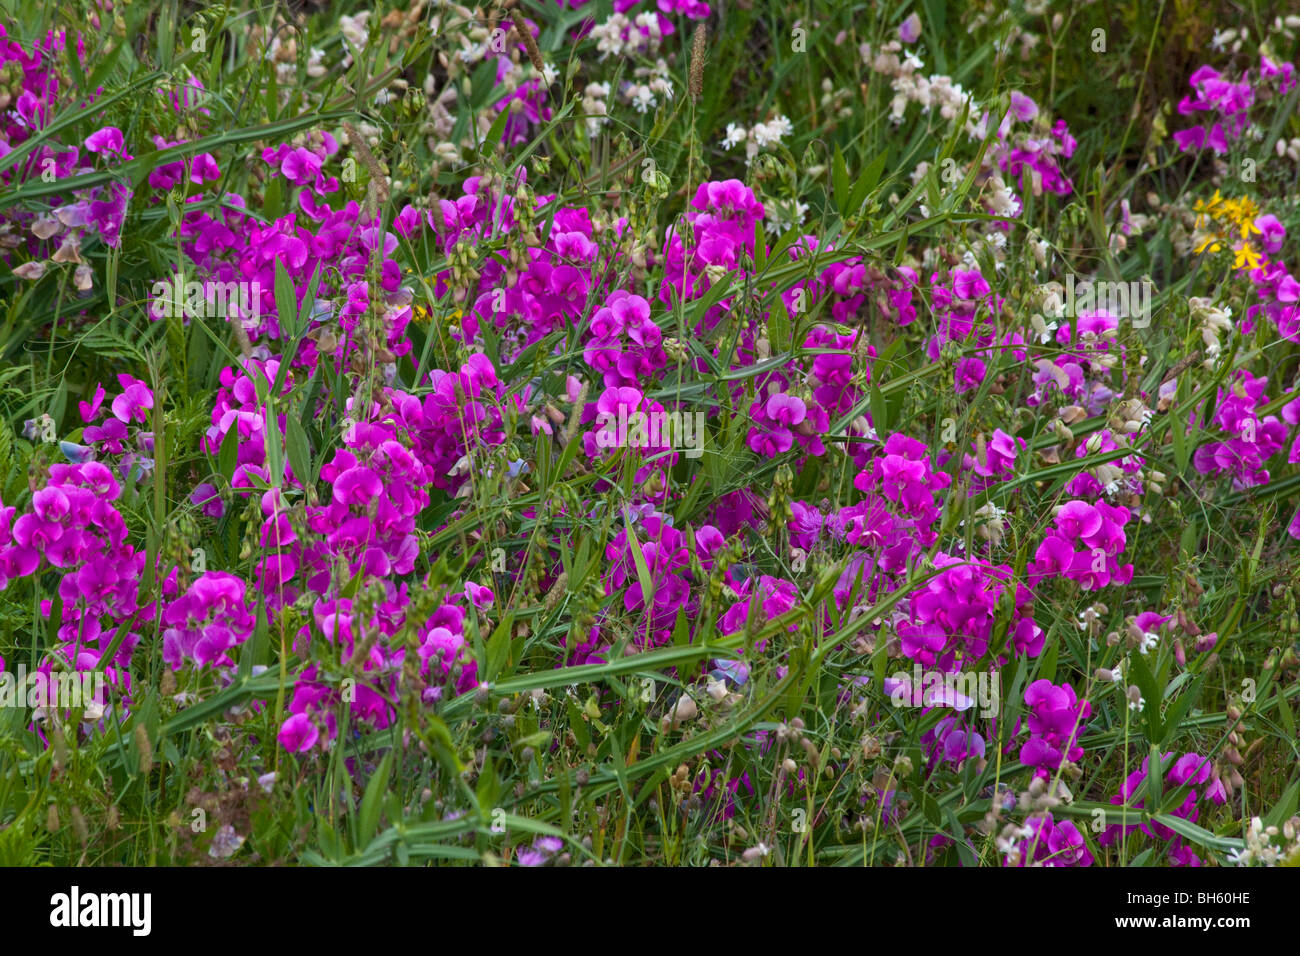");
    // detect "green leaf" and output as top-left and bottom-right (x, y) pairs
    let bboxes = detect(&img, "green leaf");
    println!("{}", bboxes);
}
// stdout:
(1274, 683), (1297, 742)
(848, 153), (887, 214)
(285, 415), (313, 488)
(476, 752), (500, 816)
(1149, 813), (1244, 853)
(273, 259), (301, 341)
(918, 790), (942, 827)
(1159, 674), (1205, 749)
(868, 383), (889, 435)
(484, 610), (516, 683)
(1144, 744), (1166, 813)
(481, 108), (511, 155)
(625, 523), (656, 612)
(358, 751), (394, 846)
(1128, 652), (1163, 742)
(768, 292), (792, 353)
(831, 145), (849, 217)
